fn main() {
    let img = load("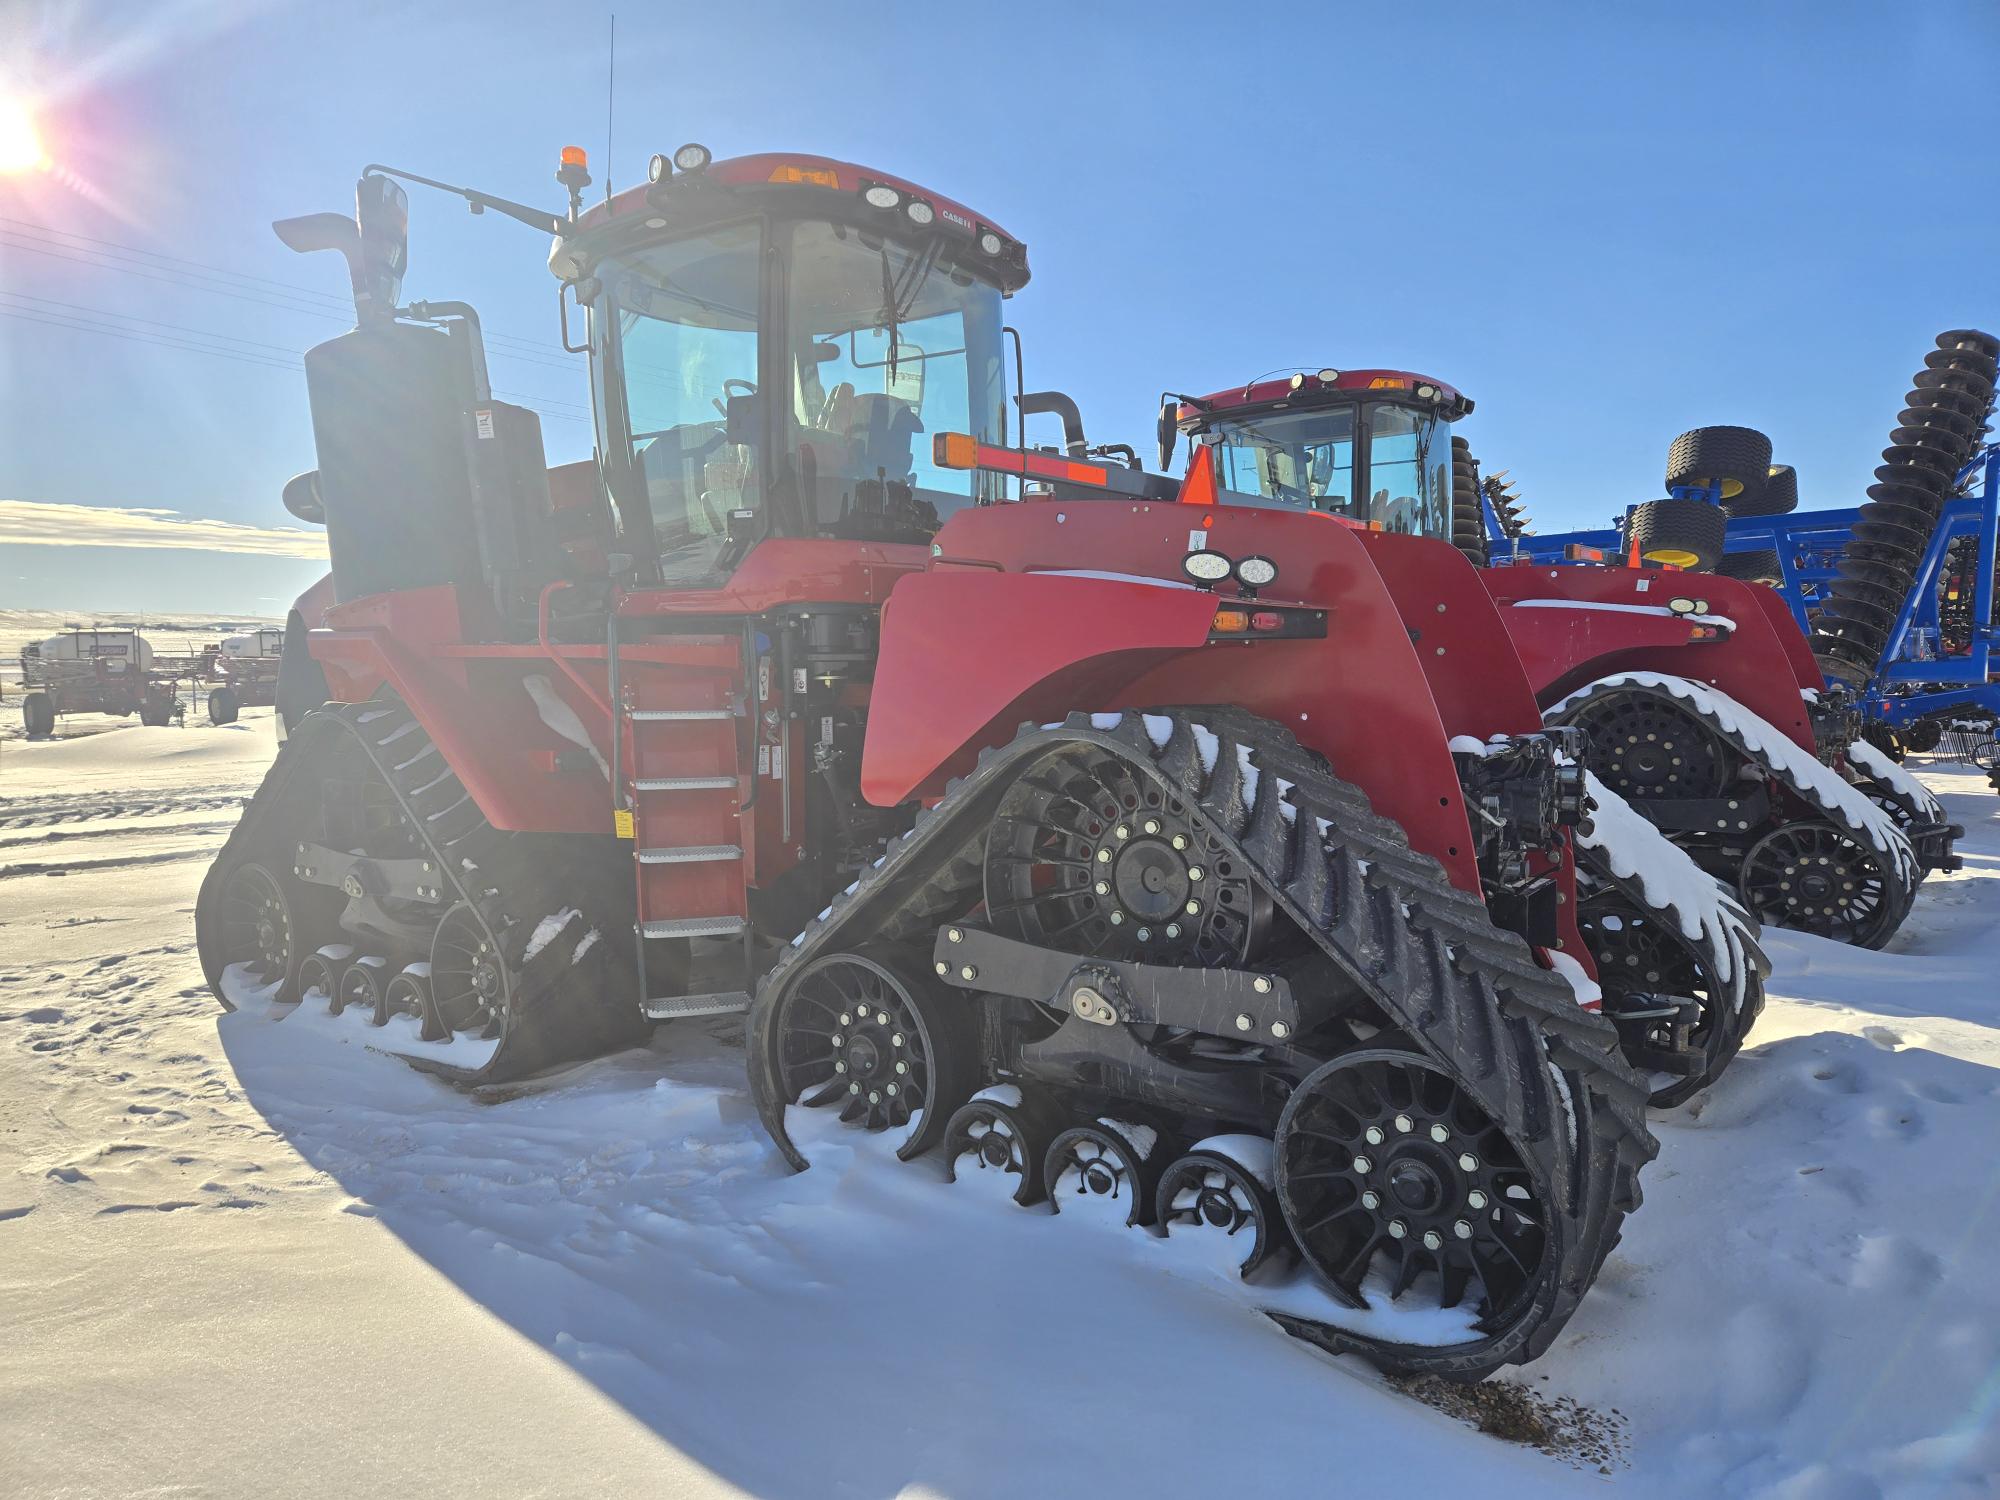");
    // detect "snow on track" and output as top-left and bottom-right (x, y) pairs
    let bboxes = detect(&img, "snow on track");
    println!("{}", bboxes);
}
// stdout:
(3, 722), (1999, 1496)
